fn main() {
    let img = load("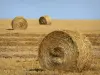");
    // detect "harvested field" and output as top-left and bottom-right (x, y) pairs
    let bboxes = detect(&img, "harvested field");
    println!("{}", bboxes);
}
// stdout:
(0, 19), (100, 75)
(0, 32), (99, 75)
